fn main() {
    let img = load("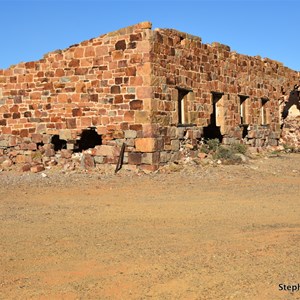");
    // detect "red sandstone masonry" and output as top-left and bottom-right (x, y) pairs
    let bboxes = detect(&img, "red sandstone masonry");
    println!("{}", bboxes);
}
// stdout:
(150, 28), (299, 143)
(0, 21), (300, 171)
(0, 22), (153, 141)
